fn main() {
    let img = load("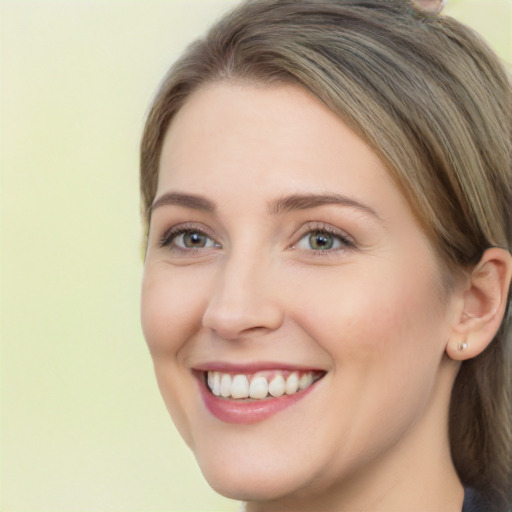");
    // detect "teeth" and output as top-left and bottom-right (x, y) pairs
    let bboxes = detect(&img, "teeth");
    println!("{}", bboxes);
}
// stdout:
(299, 373), (313, 390)
(231, 374), (250, 399)
(268, 375), (285, 397)
(285, 372), (299, 395)
(249, 376), (268, 399)
(212, 372), (221, 396)
(220, 374), (232, 398)
(206, 370), (319, 400)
